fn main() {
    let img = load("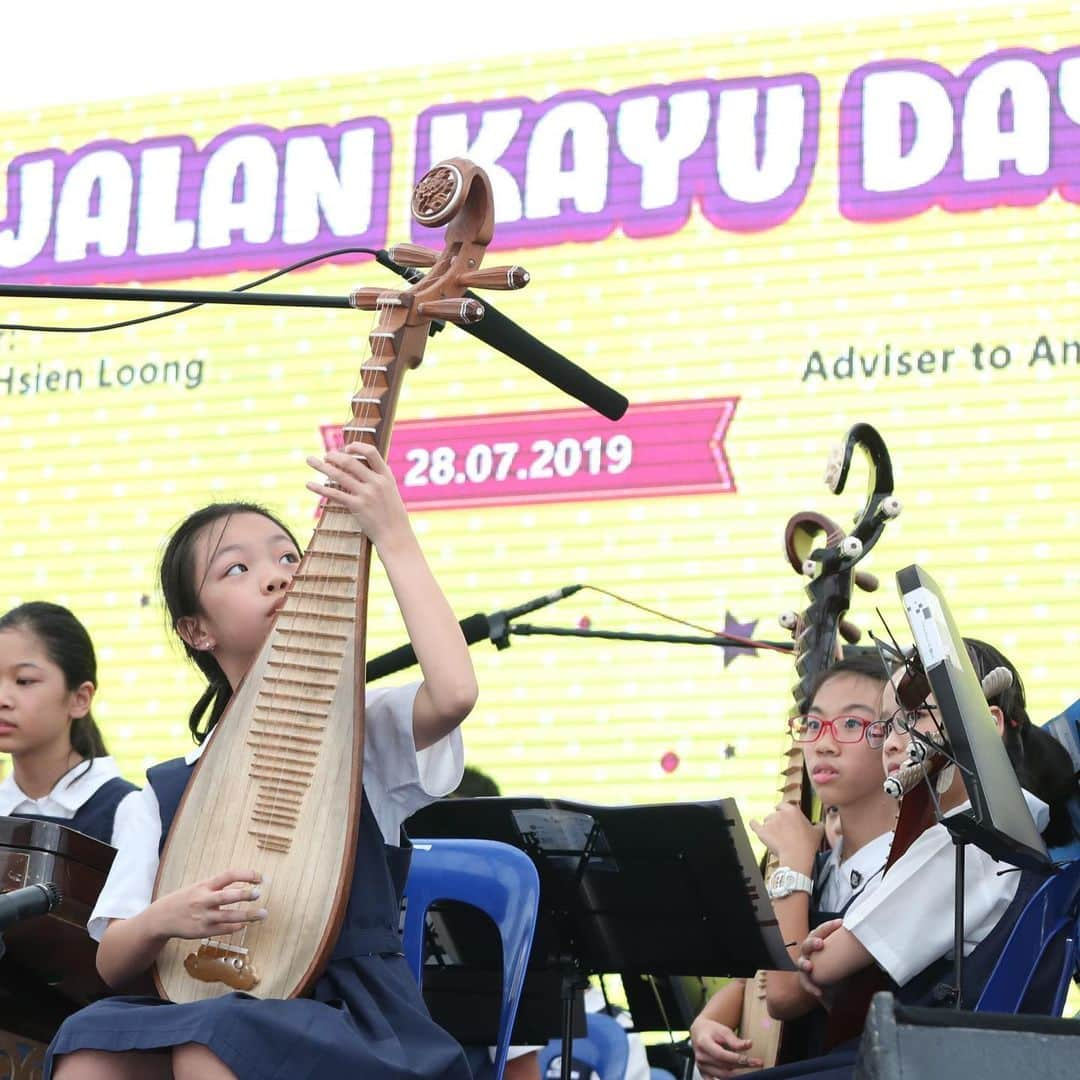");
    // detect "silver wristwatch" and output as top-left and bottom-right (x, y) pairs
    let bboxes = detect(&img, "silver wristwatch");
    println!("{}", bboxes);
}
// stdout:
(767, 866), (814, 900)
